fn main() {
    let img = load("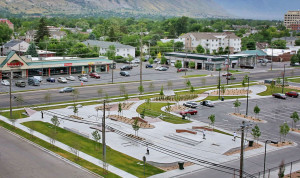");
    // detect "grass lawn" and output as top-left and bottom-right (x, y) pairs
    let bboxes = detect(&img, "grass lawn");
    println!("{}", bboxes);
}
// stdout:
(288, 78), (300, 83)
(136, 102), (191, 124)
(22, 121), (164, 177)
(258, 85), (300, 96)
(0, 110), (27, 119)
(197, 95), (247, 102)
(182, 74), (207, 78)
(0, 120), (119, 177)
